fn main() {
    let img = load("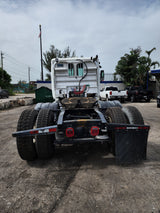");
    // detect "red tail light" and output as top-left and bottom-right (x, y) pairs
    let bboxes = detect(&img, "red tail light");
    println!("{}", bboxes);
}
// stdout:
(49, 128), (57, 132)
(110, 91), (112, 95)
(90, 126), (99, 136)
(115, 127), (126, 130)
(66, 127), (74, 138)
(30, 130), (38, 134)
